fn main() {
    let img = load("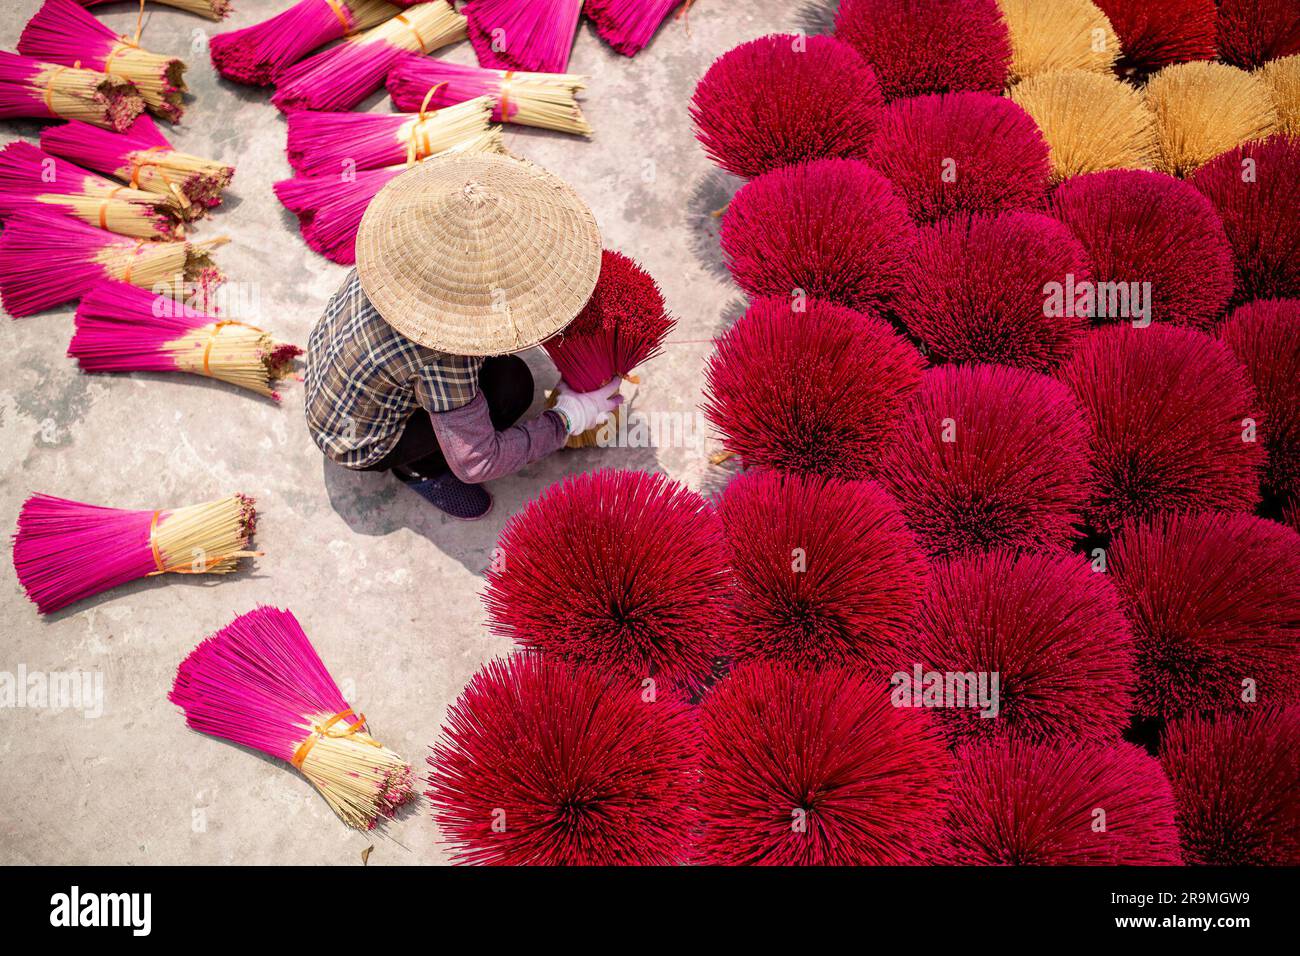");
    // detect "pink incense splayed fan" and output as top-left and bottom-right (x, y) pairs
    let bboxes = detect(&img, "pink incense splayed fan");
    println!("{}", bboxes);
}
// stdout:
(70, 280), (302, 400)
(428, 653), (699, 865)
(464, 0), (582, 73)
(12, 492), (258, 615)
(272, 1), (467, 112)
(586, 0), (684, 57)
(170, 606), (415, 832)
(209, 0), (400, 86)
(75, 0), (232, 20)
(0, 49), (144, 131)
